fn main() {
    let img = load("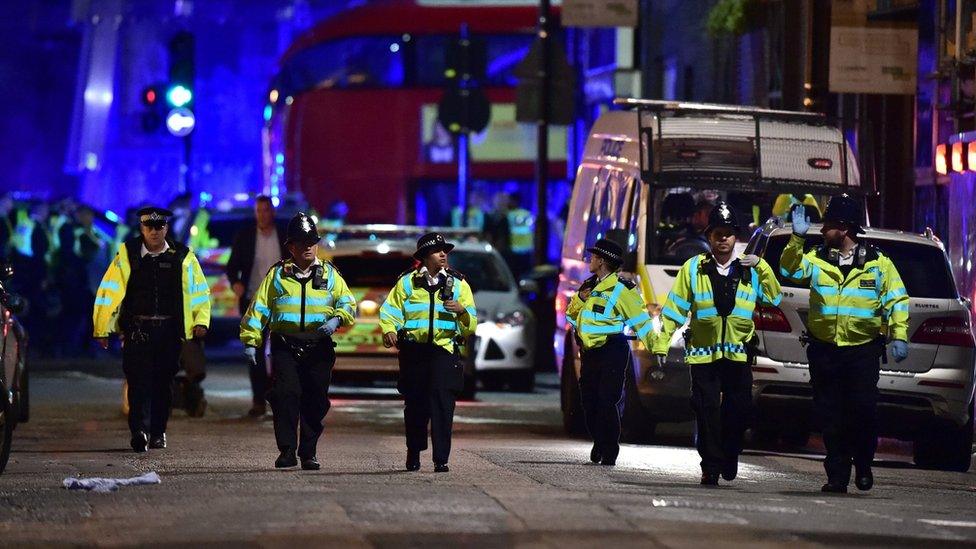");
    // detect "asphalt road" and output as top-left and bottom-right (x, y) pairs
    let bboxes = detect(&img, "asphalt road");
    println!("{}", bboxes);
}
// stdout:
(1, 363), (974, 547)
